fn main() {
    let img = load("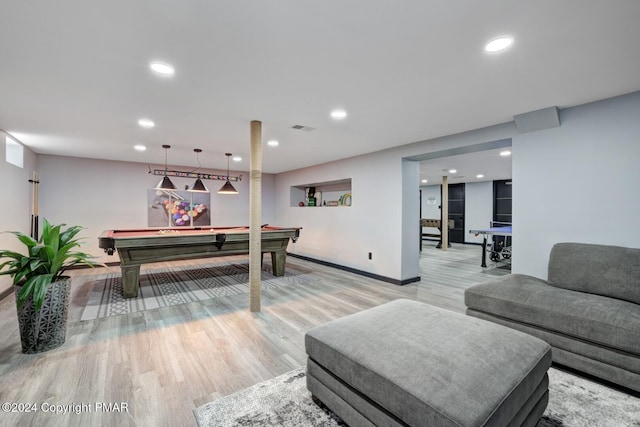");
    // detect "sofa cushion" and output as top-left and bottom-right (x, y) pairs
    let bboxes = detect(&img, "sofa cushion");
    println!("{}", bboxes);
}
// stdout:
(465, 274), (640, 355)
(306, 299), (552, 427)
(548, 242), (640, 305)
